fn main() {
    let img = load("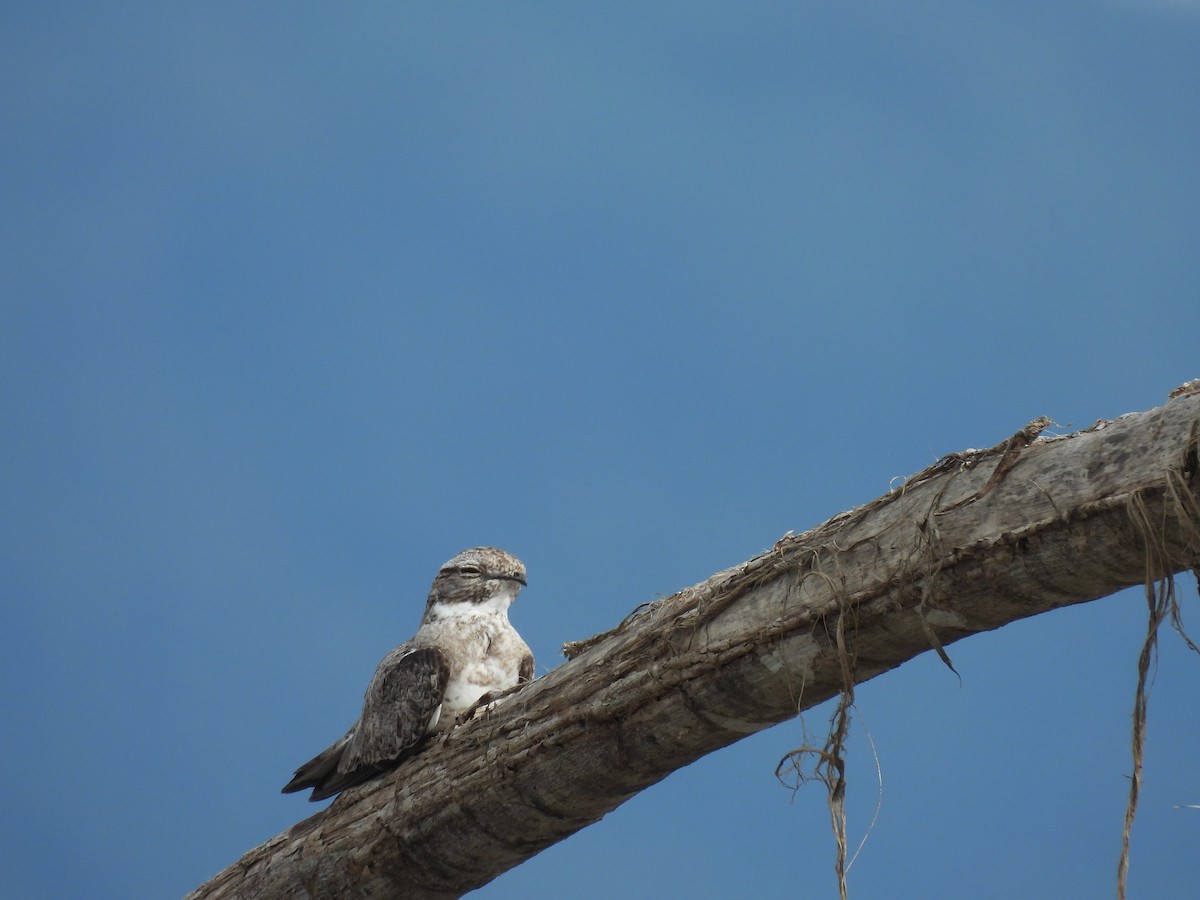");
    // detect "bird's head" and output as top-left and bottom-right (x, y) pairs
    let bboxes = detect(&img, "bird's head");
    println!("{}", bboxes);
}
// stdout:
(424, 547), (527, 617)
